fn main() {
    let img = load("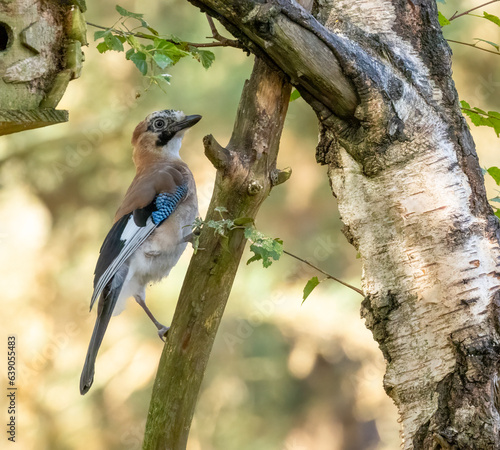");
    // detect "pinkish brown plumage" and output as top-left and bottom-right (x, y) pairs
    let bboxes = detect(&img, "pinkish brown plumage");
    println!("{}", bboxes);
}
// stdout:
(80, 110), (201, 395)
